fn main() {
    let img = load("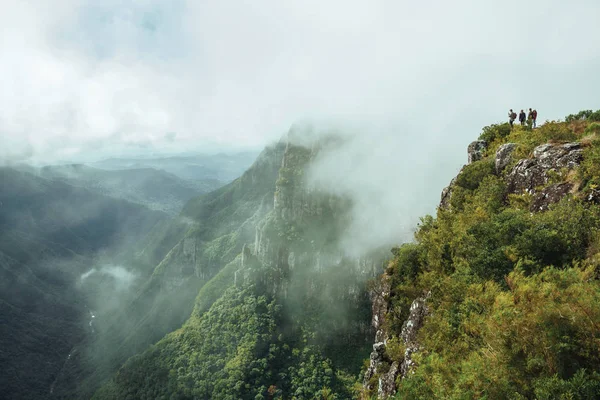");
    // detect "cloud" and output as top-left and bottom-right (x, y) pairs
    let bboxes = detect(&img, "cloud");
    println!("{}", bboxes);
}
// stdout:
(1, 0), (599, 165)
